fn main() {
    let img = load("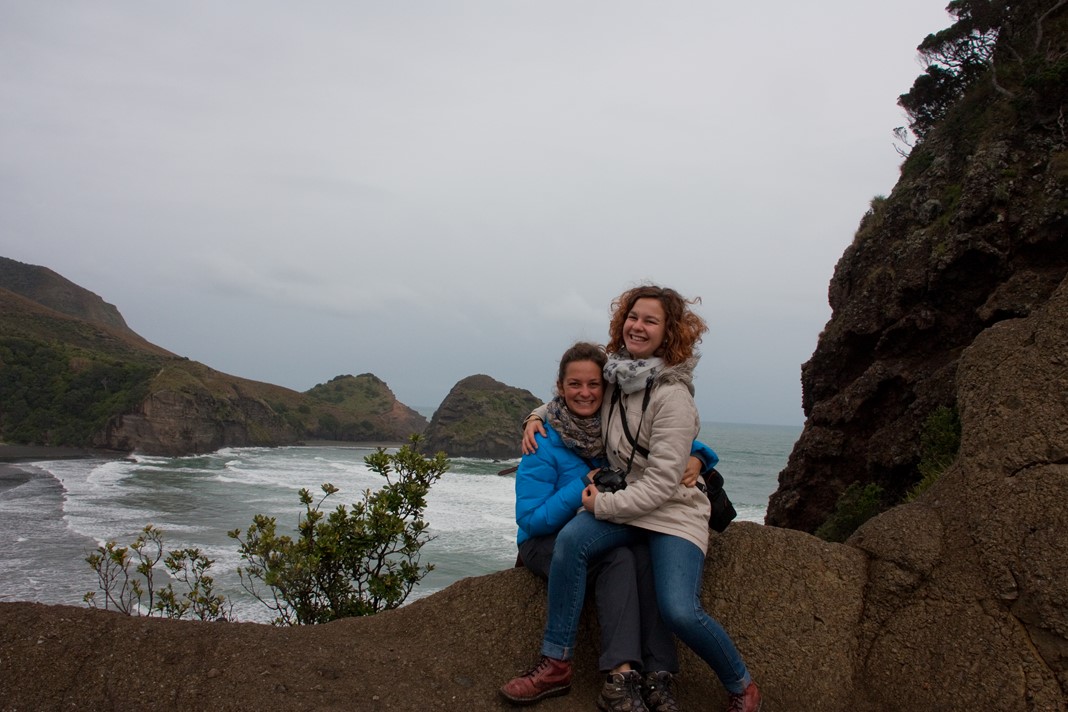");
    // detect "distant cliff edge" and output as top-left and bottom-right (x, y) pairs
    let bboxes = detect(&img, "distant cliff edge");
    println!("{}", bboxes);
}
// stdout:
(0, 257), (426, 455)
